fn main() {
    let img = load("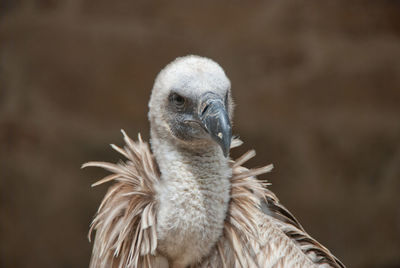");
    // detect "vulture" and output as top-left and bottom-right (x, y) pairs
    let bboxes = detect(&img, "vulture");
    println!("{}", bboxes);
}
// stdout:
(83, 55), (345, 268)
